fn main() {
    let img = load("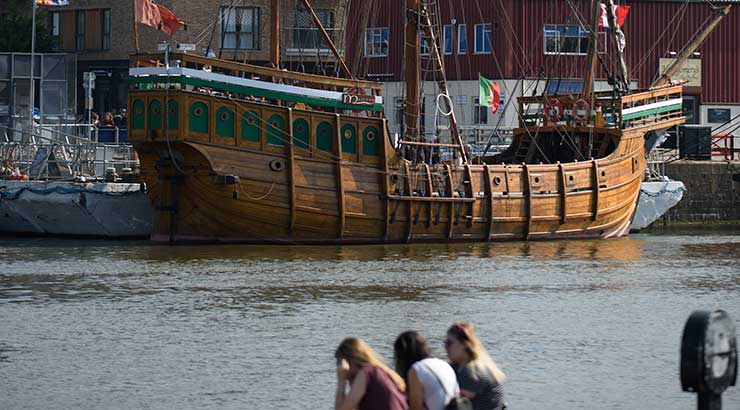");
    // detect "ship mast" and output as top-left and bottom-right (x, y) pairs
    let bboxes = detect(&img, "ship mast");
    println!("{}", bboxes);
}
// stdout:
(270, 0), (280, 67)
(404, 0), (422, 143)
(604, 0), (629, 93)
(582, 0), (601, 99)
(653, 5), (731, 88)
